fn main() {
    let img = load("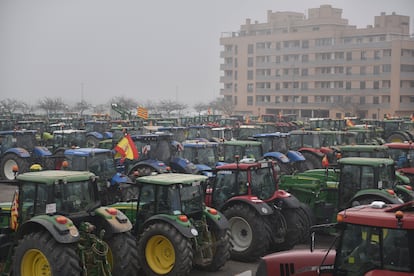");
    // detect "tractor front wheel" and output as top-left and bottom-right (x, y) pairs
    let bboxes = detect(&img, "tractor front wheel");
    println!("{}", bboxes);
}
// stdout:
(224, 204), (271, 262)
(13, 231), (81, 276)
(138, 222), (194, 276)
